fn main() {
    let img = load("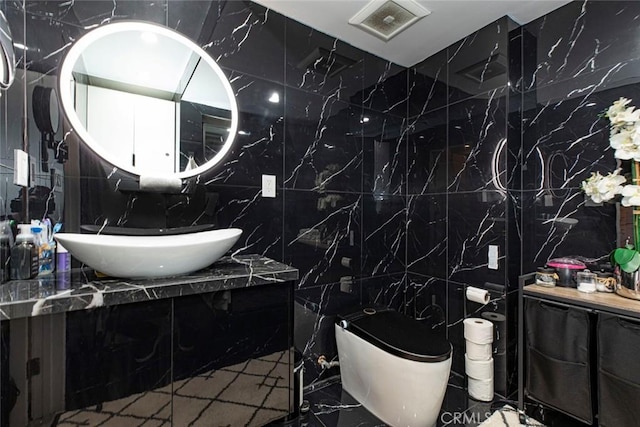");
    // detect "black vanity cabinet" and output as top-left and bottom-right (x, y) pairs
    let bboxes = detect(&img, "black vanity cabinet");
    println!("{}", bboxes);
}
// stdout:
(0, 255), (297, 427)
(519, 279), (640, 427)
